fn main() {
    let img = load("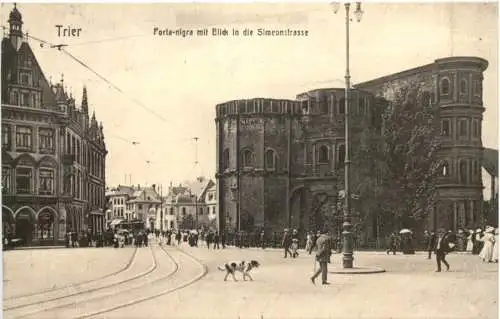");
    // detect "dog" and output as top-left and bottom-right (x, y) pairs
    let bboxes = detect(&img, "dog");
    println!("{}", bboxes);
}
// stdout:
(217, 260), (260, 281)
